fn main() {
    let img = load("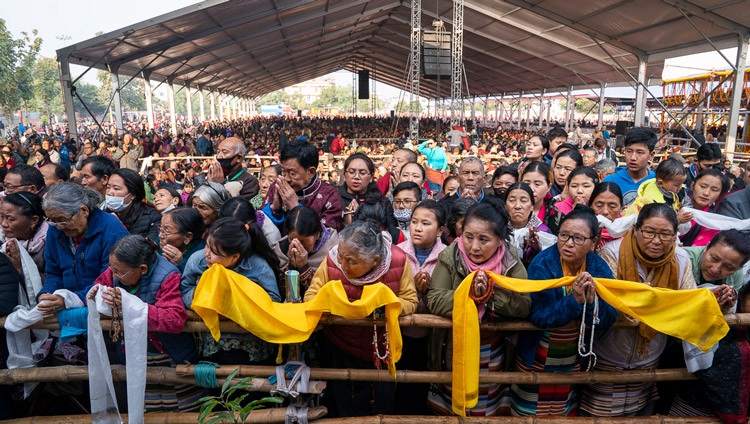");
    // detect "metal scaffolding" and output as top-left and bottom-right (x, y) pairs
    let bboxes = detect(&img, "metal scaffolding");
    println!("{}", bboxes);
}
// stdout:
(450, 0), (464, 126)
(408, 0), (421, 140)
